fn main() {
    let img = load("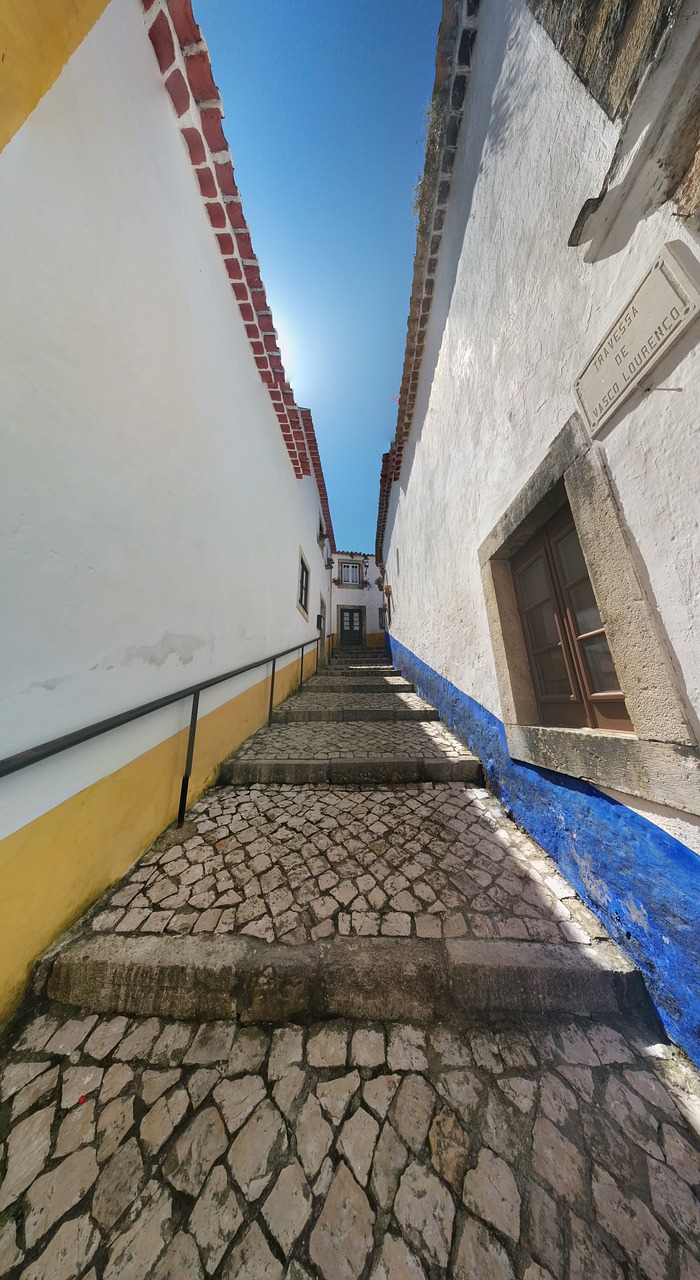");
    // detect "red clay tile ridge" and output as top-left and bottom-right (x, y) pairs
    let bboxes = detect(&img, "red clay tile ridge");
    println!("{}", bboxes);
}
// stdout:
(375, 0), (479, 563)
(142, 0), (335, 551)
